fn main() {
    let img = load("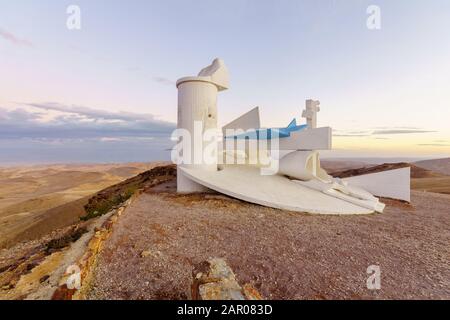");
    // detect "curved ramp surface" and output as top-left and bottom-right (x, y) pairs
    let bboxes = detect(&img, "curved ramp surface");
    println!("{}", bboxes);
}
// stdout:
(180, 166), (374, 215)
